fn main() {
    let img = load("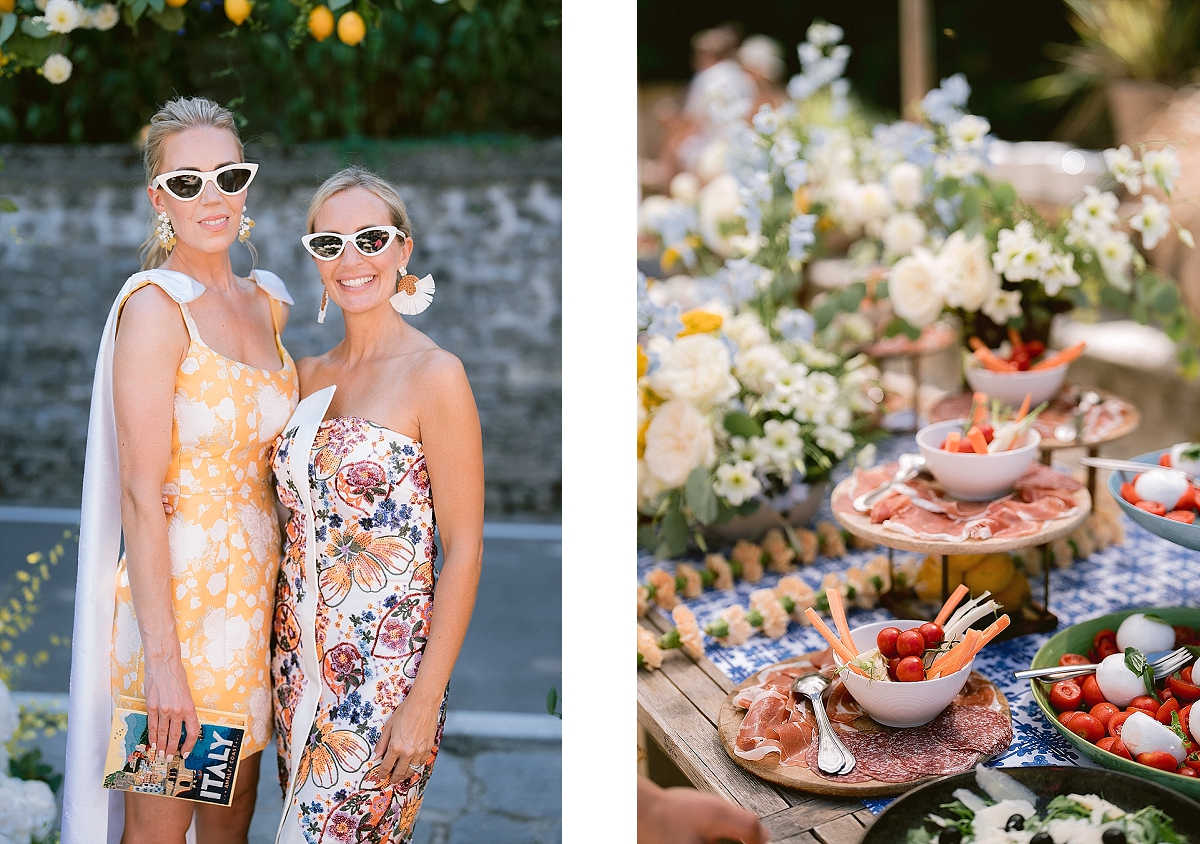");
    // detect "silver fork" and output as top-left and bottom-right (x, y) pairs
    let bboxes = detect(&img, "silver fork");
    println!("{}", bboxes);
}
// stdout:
(1013, 646), (1194, 683)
